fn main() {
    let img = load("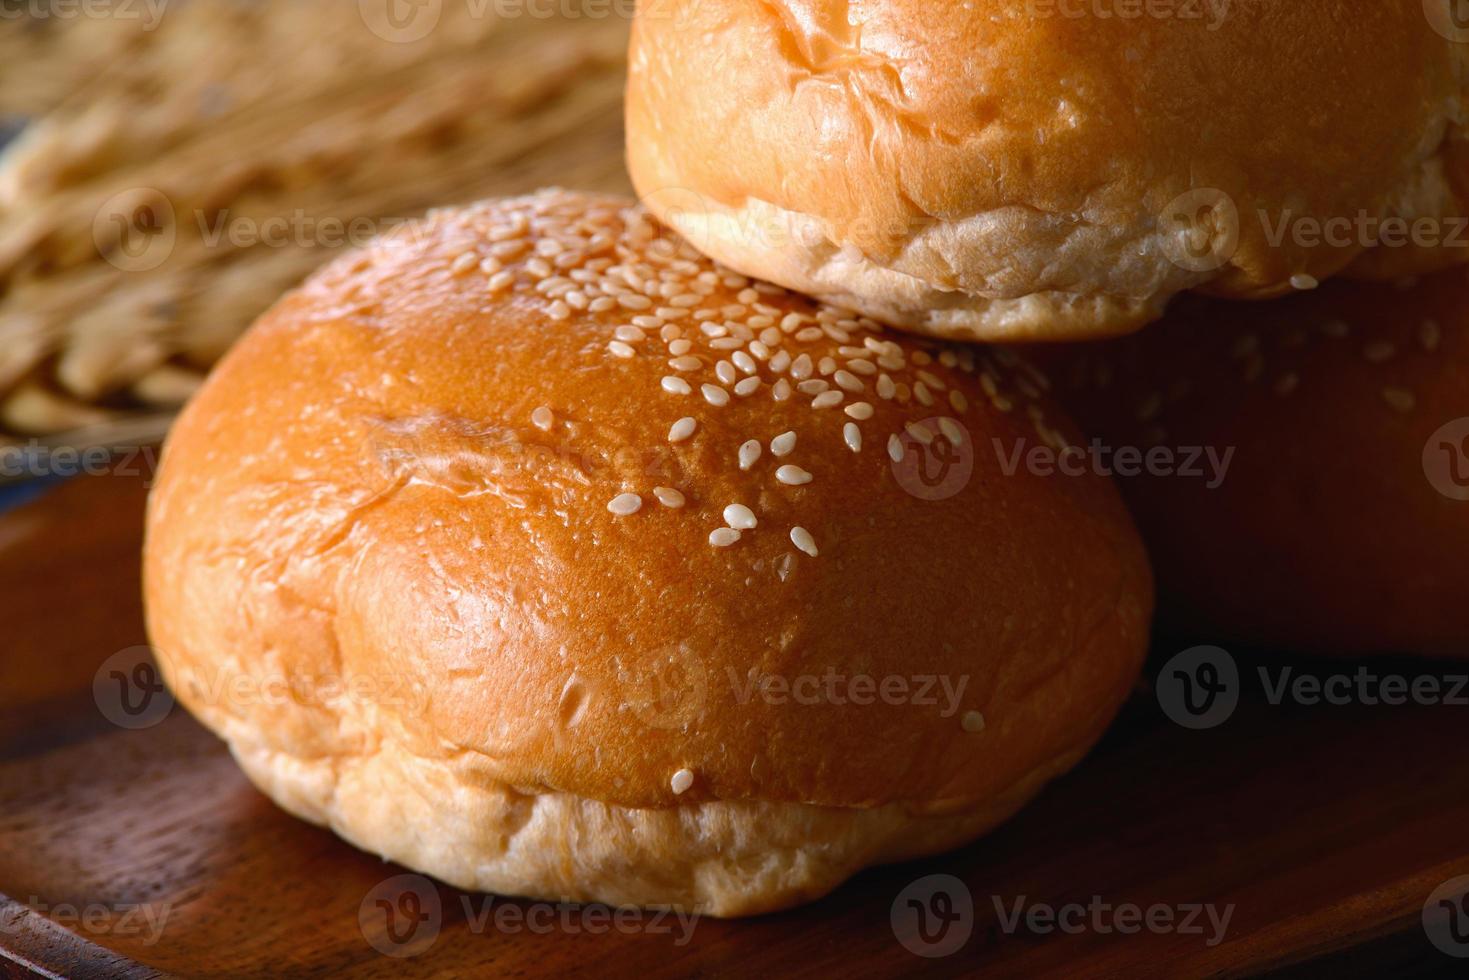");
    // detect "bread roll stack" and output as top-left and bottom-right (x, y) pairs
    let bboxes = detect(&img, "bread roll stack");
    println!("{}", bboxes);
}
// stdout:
(142, 2), (1464, 918)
